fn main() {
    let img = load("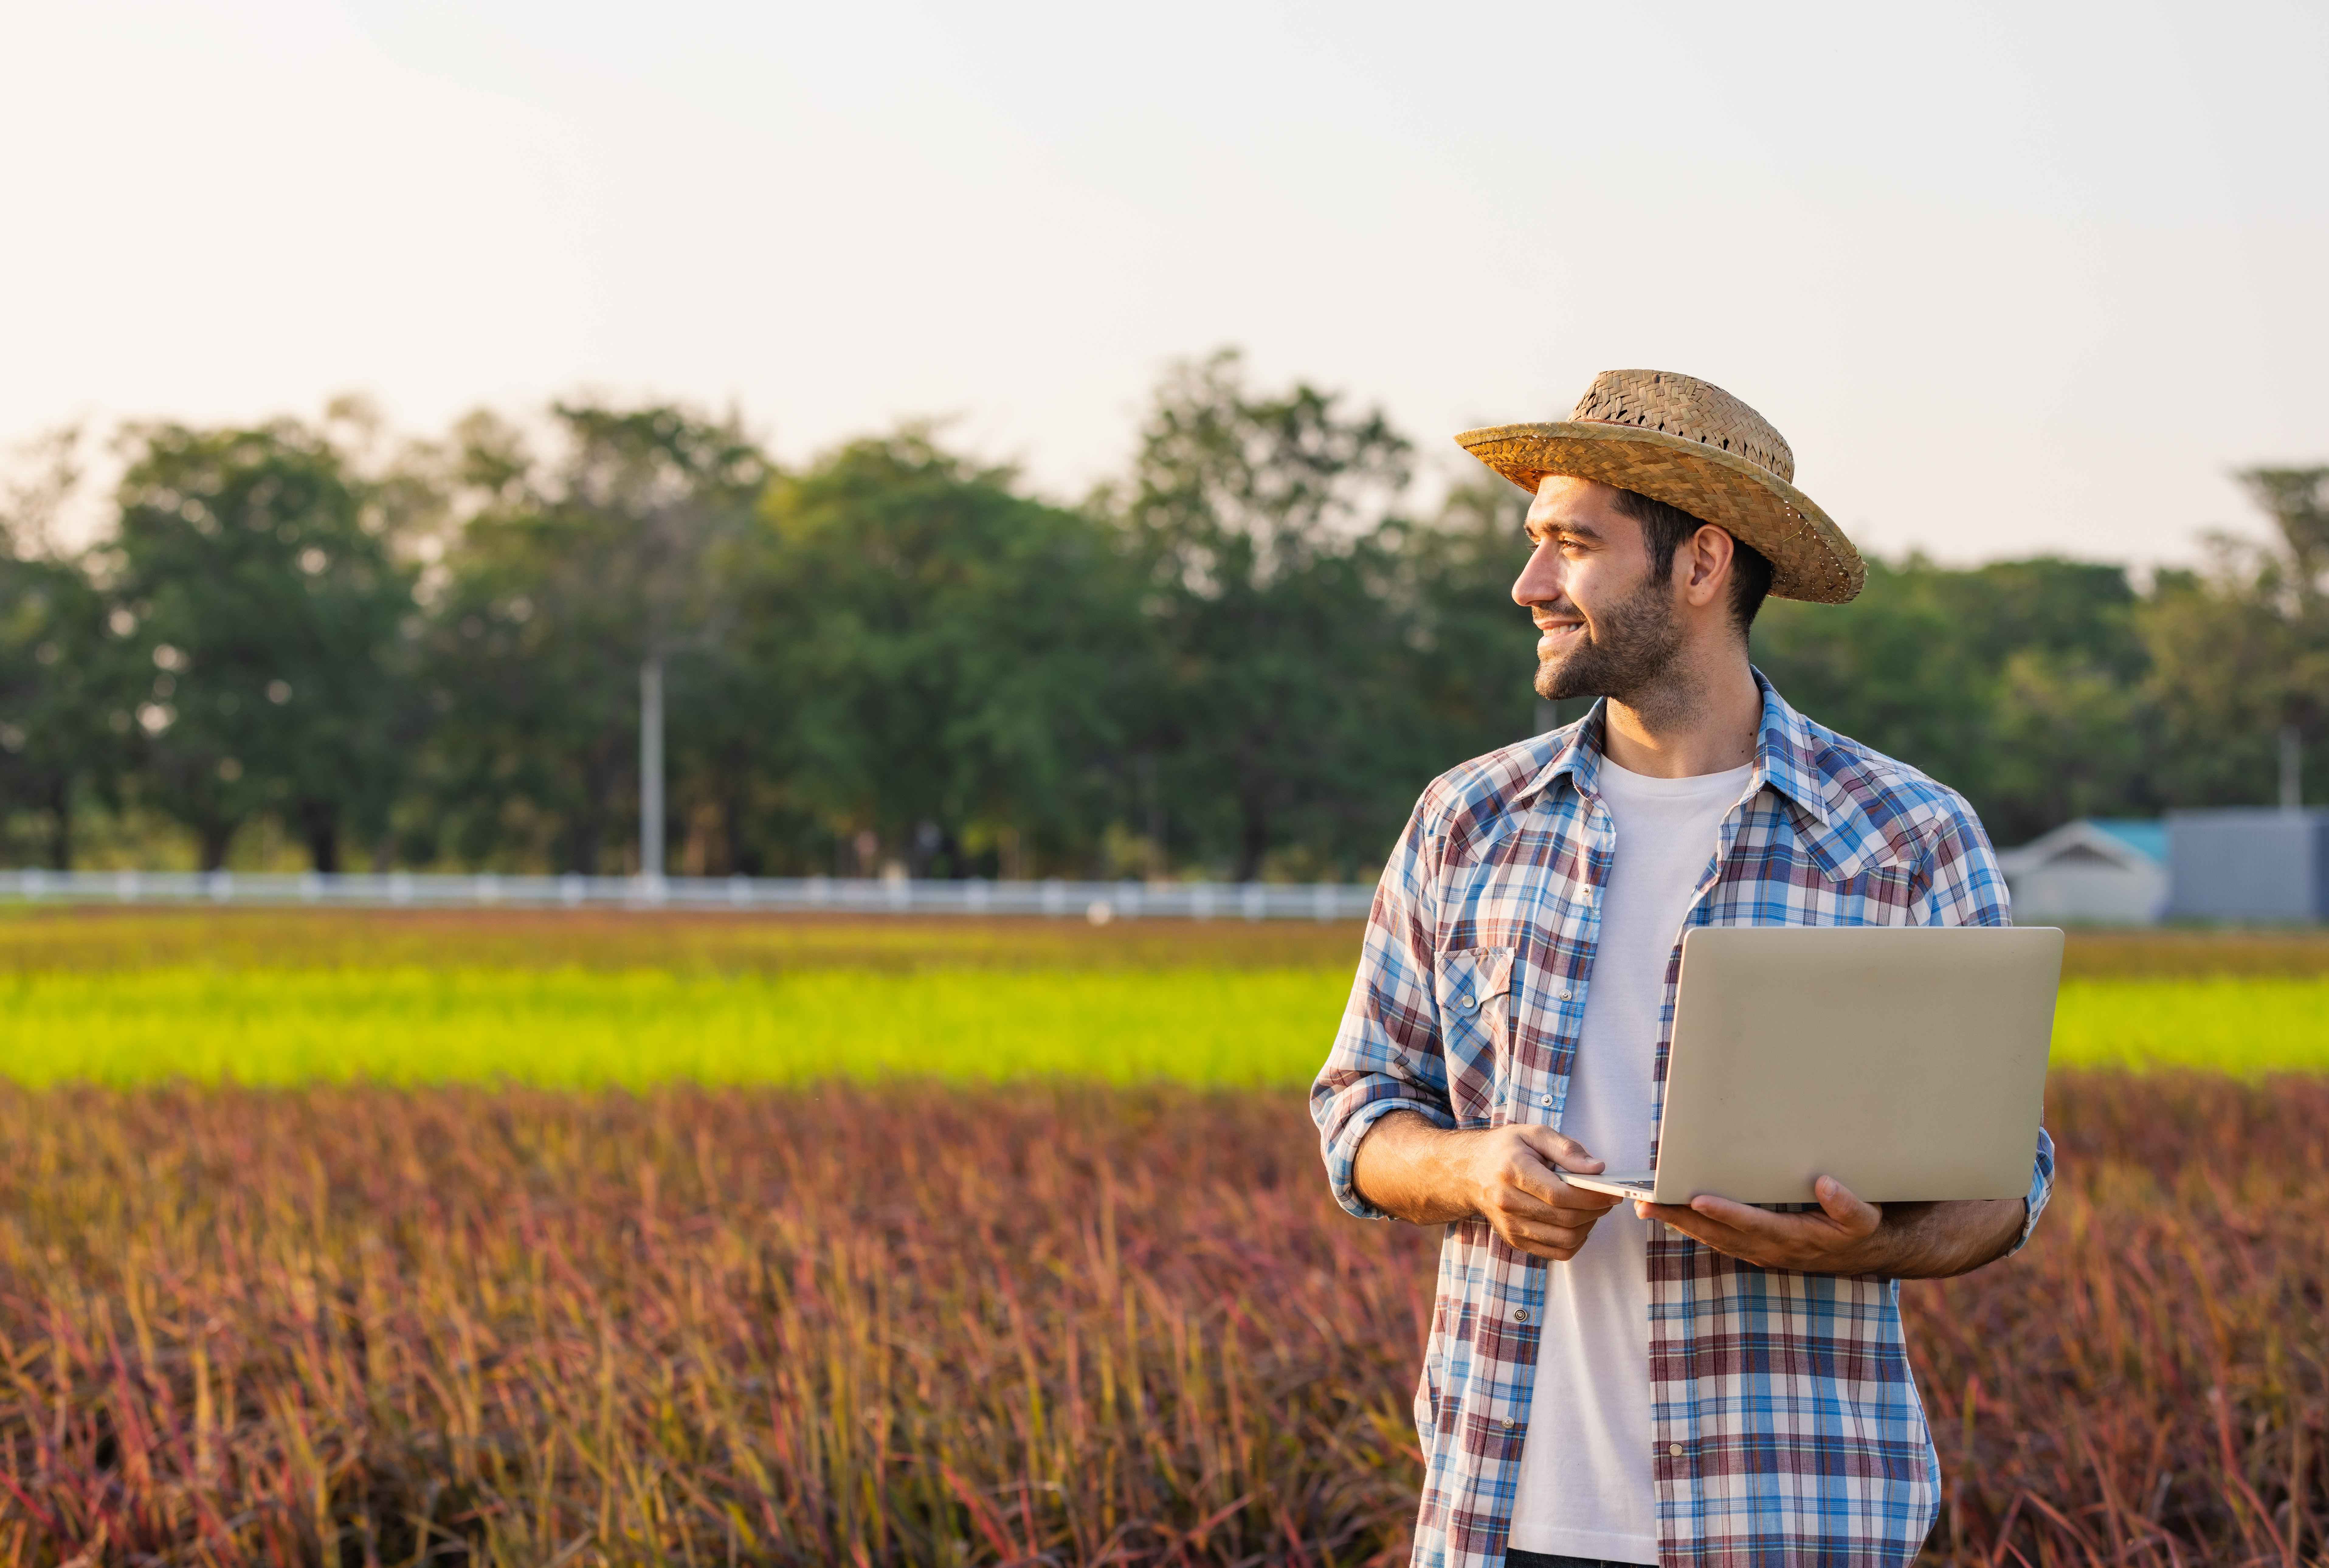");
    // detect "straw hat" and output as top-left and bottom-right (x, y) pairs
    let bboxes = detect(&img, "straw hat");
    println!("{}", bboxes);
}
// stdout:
(1456, 370), (1865, 604)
